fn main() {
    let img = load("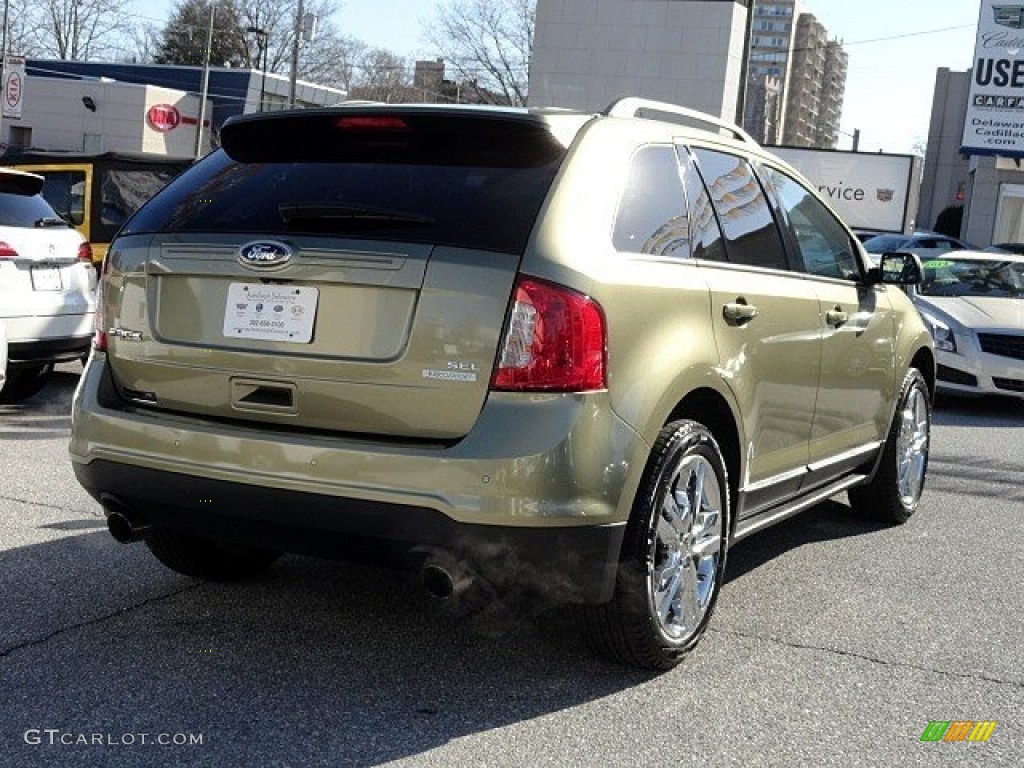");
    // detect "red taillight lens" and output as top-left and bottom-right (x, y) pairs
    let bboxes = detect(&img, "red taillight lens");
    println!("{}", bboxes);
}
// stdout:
(0, 241), (18, 258)
(77, 241), (93, 263)
(334, 116), (410, 132)
(491, 277), (606, 392)
(92, 252), (111, 352)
